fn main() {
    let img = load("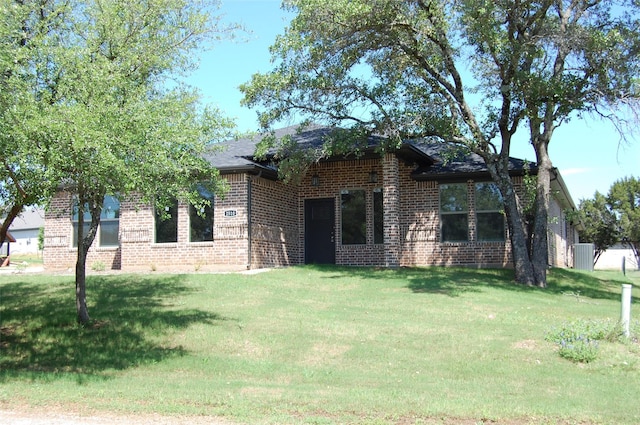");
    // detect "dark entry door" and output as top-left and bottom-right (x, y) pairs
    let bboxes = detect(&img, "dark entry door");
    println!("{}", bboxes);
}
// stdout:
(304, 198), (336, 264)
